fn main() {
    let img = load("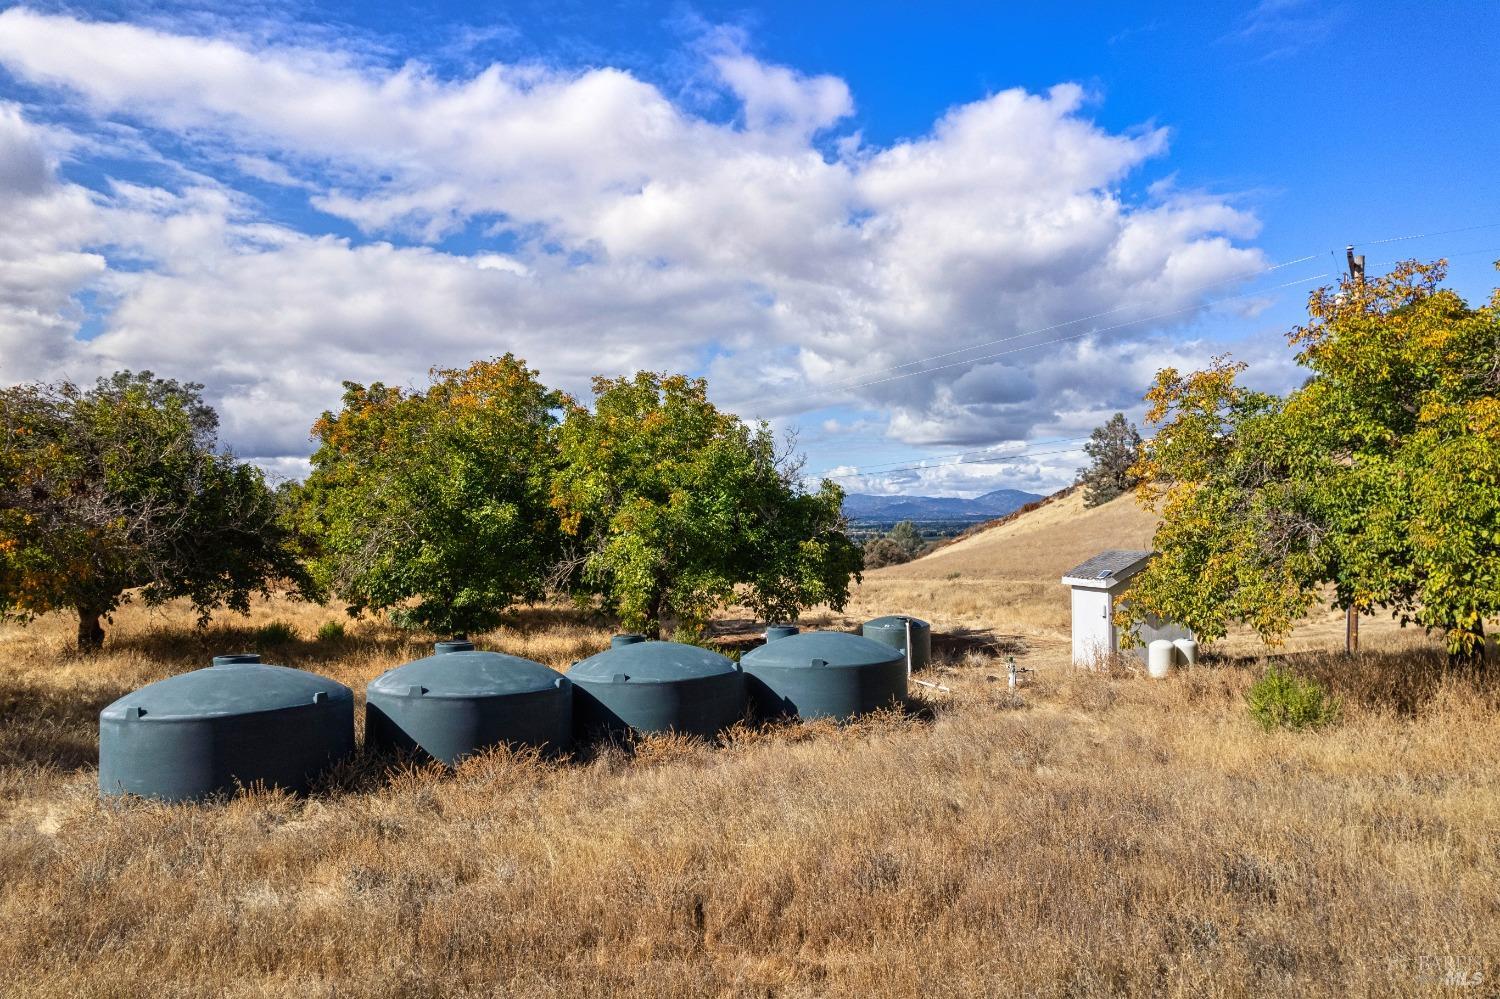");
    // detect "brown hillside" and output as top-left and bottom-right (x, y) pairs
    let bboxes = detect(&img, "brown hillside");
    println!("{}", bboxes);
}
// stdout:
(846, 483), (1422, 659)
(874, 487), (1159, 581)
(821, 489), (1162, 659)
